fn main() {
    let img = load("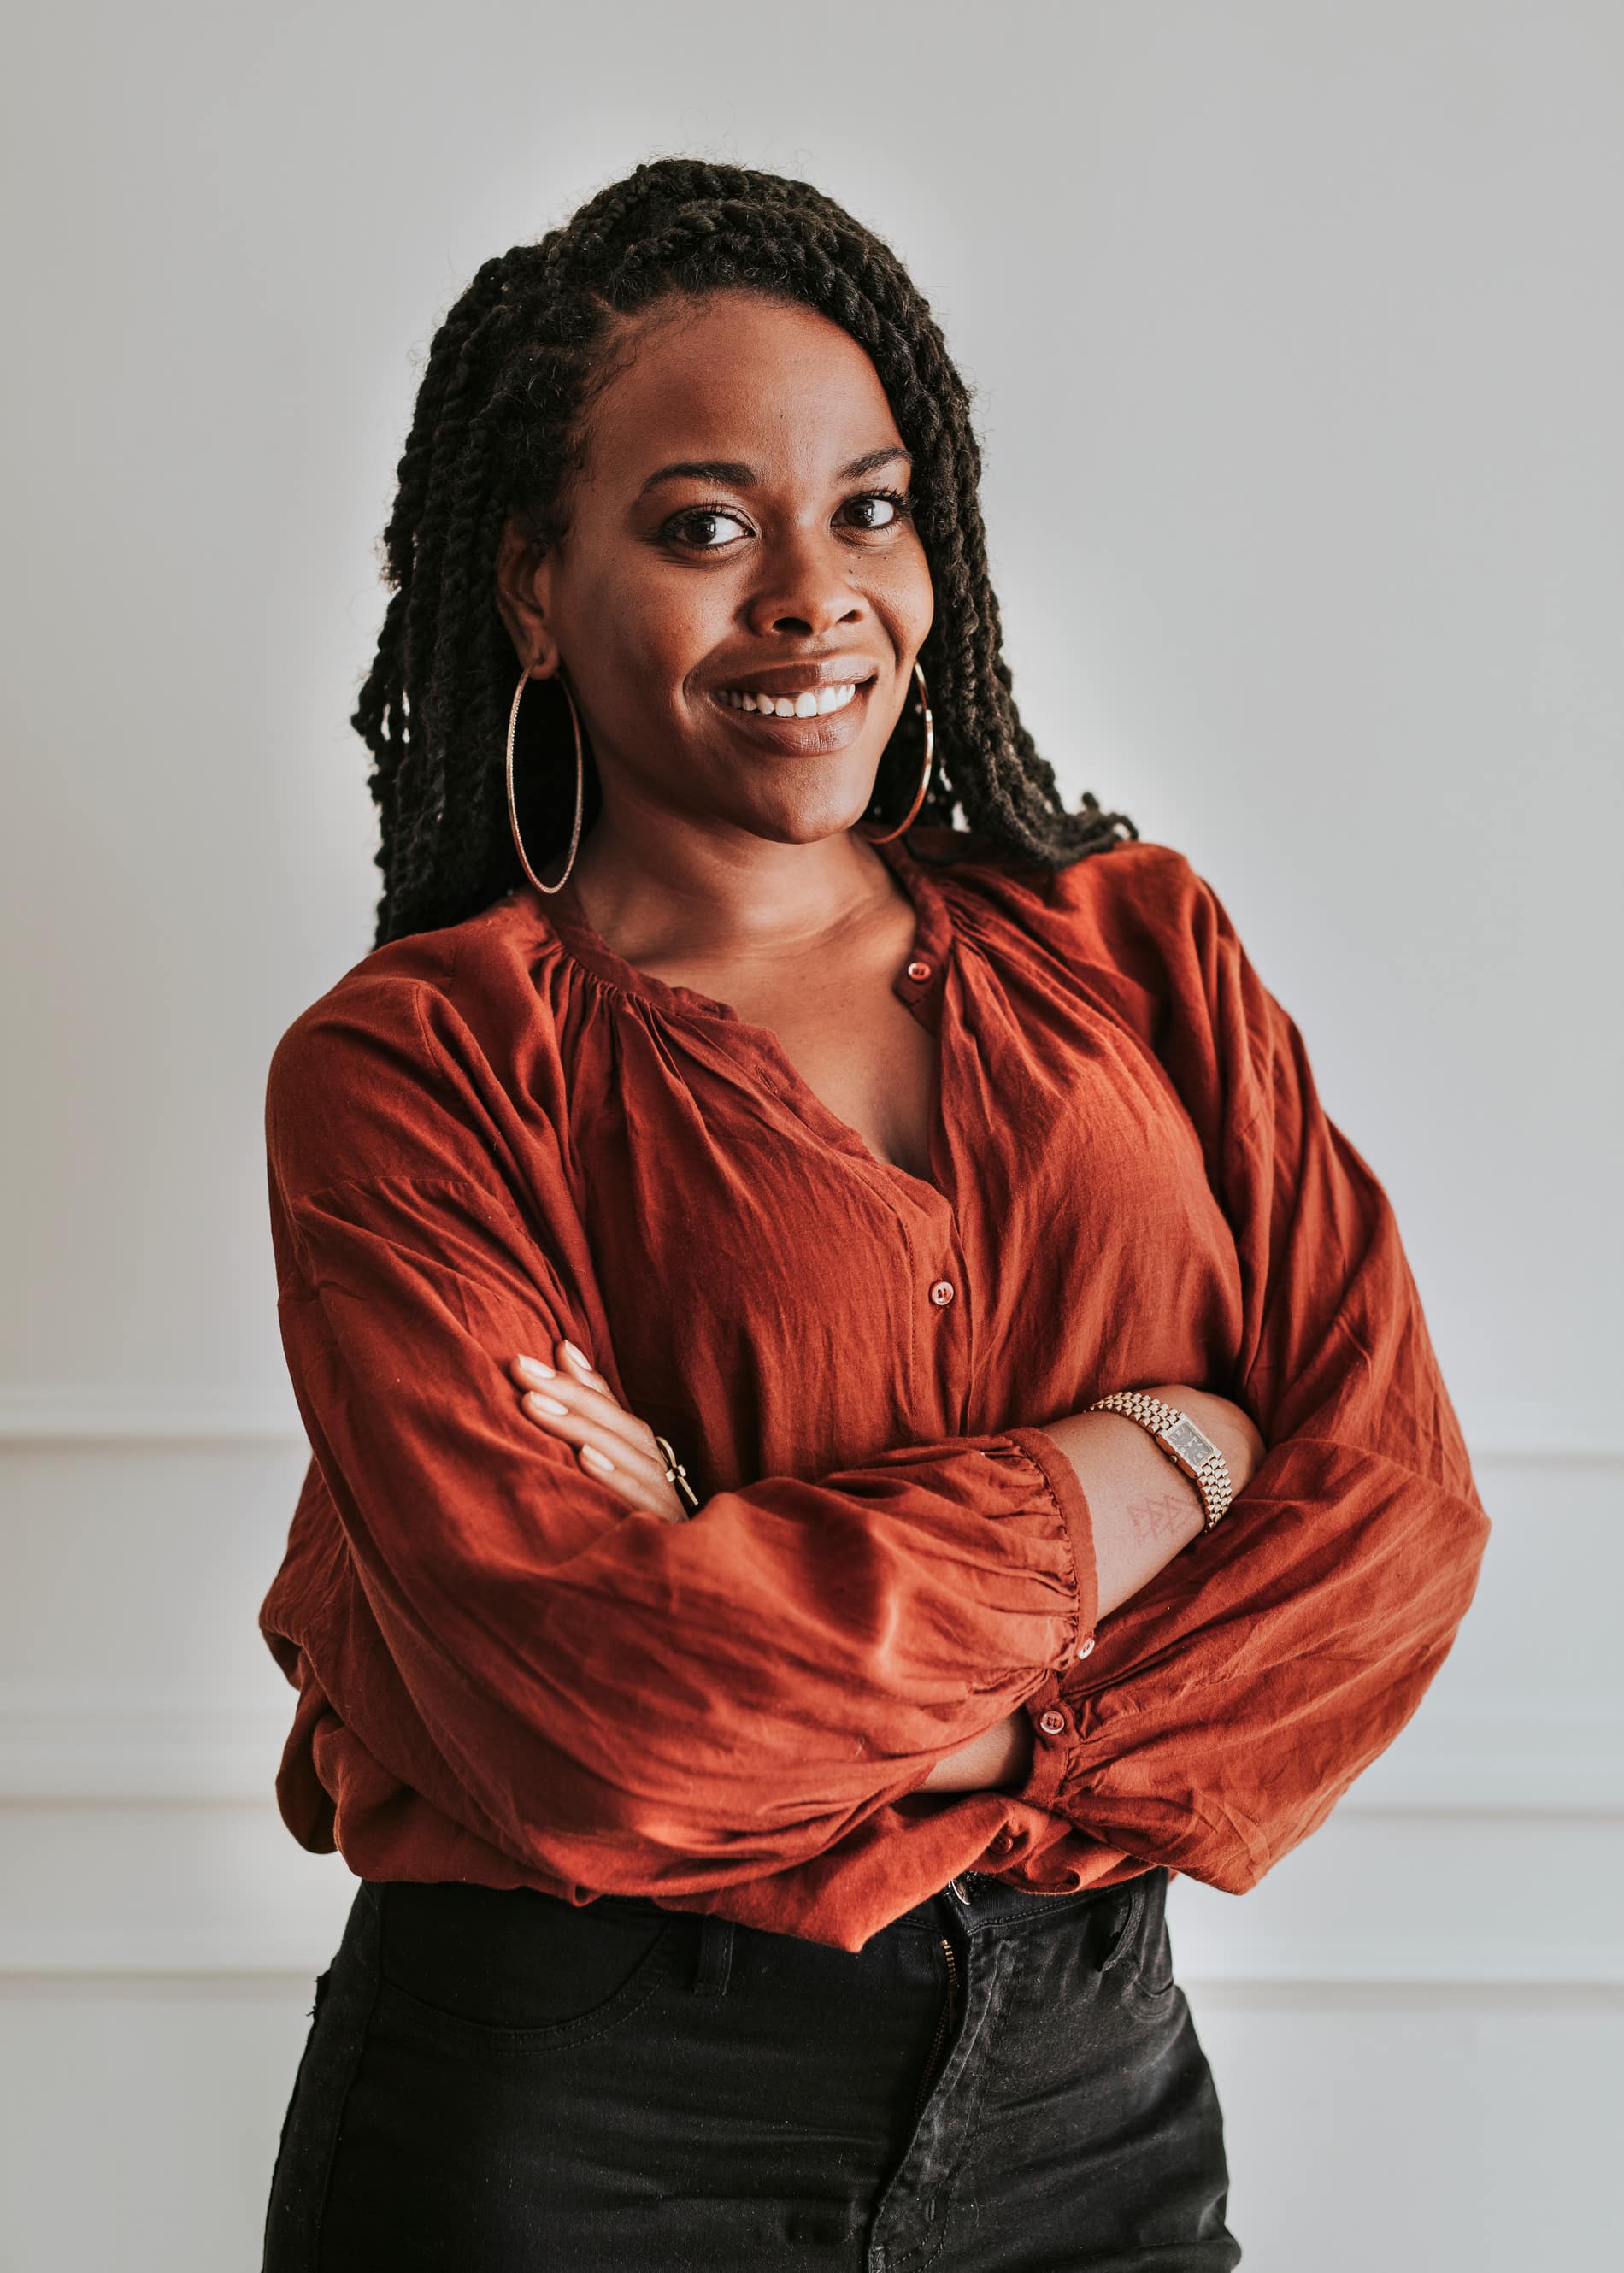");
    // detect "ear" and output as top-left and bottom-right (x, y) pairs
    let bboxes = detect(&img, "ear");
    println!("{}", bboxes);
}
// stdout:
(494, 515), (561, 676)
